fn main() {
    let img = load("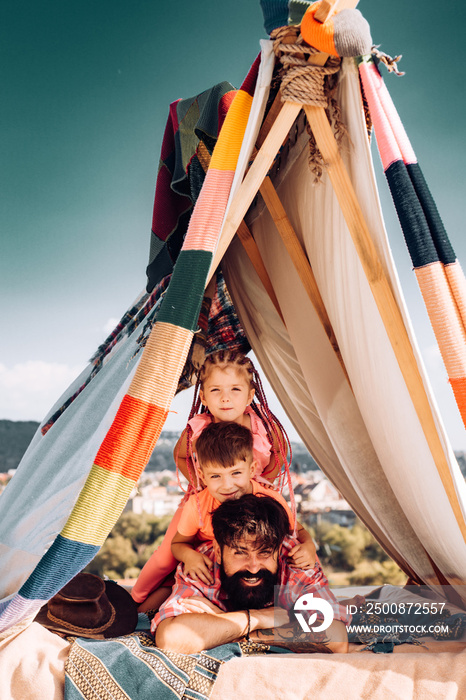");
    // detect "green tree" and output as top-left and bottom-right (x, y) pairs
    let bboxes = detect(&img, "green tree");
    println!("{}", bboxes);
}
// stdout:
(111, 512), (171, 556)
(317, 523), (365, 570)
(348, 560), (406, 586)
(315, 519), (406, 586)
(86, 535), (138, 578)
(85, 511), (173, 579)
